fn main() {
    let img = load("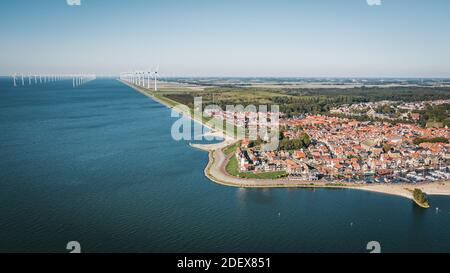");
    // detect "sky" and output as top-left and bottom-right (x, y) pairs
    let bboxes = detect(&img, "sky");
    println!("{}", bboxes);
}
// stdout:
(1, 0), (449, 77)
